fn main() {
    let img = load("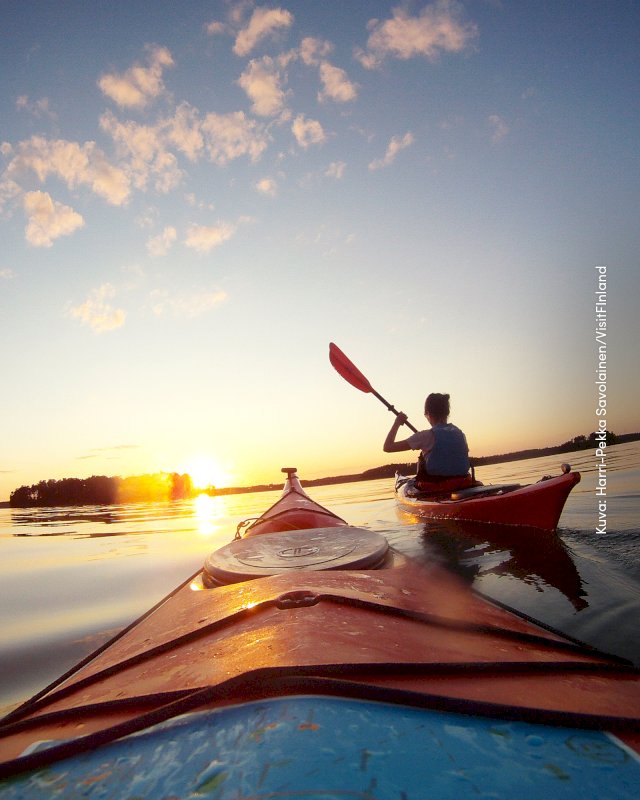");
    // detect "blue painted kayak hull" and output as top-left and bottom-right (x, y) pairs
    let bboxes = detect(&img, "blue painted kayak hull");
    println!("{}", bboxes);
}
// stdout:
(2, 696), (639, 799)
